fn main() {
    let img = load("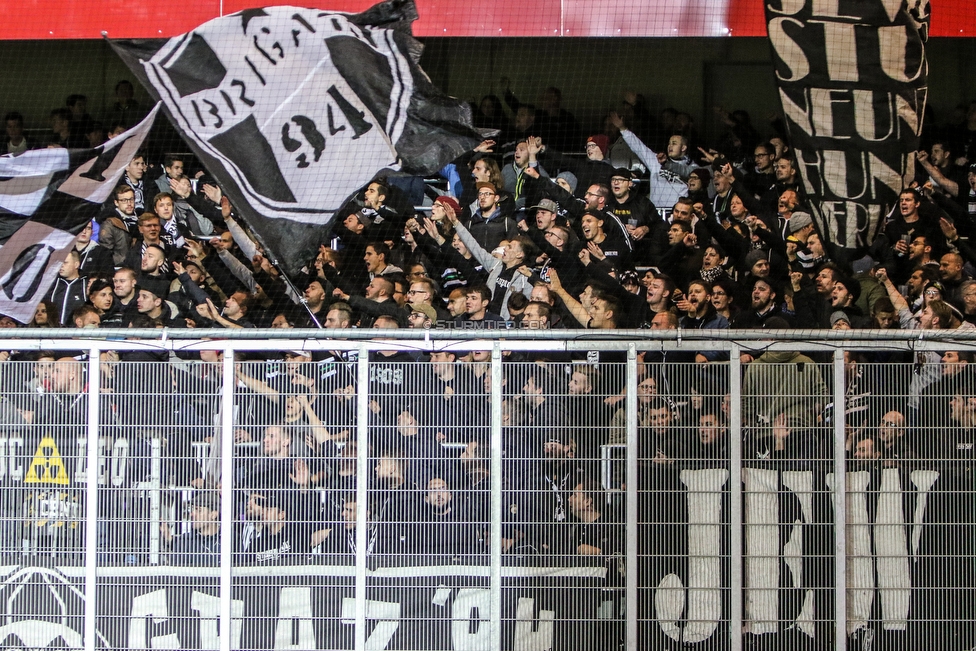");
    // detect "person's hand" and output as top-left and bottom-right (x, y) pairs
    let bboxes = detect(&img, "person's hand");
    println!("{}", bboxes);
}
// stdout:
(695, 353), (709, 364)
(651, 448), (671, 465)
(305, 432), (320, 453)
(234, 428), (251, 443)
(517, 219), (529, 232)
(195, 303), (213, 320)
(290, 458), (310, 487)
(893, 238), (909, 255)
(253, 252), (273, 273)
(586, 241), (606, 260)
(526, 136), (542, 155)
(170, 176), (193, 199)
(474, 139), (495, 153)
(442, 203), (458, 226)
(631, 225), (649, 241)
(523, 166), (540, 179)
(172, 261), (185, 275)
(772, 413), (790, 451)
(674, 294), (692, 313)
(405, 217), (420, 233)
(698, 147), (718, 164)
(608, 111), (625, 131)
(422, 216), (445, 245)
(220, 196), (232, 219)
(875, 267), (889, 285)
(916, 149), (929, 164)
(516, 265), (533, 278)
(201, 183), (222, 204)
(682, 233), (697, 248)
(941, 217), (959, 242)
(656, 152), (668, 165)
(548, 267), (563, 292)
(204, 298), (221, 319)
(578, 248), (591, 265)
(740, 353), (755, 365)
(185, 239), (205, 261)
(721, 162), (733, 179)
(790, 271), (803, 291)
